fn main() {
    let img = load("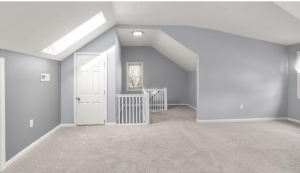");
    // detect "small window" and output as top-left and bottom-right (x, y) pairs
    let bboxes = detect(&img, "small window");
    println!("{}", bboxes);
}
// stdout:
(127, 62), (143, 91)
